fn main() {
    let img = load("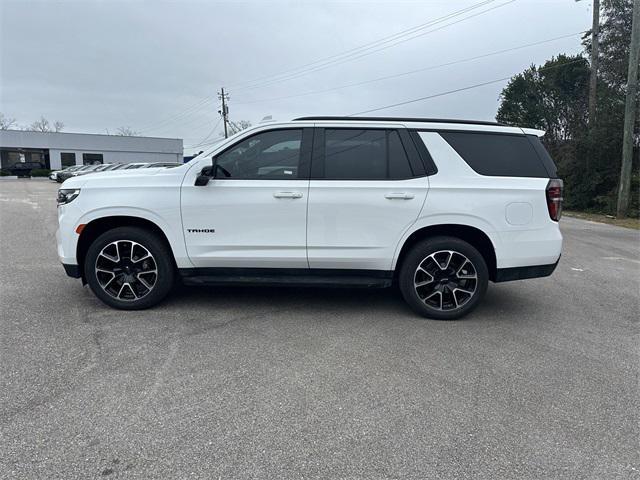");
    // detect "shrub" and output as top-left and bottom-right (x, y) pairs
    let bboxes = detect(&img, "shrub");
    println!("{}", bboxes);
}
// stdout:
(0, 169), (11, 176)
(30, 169), (52, 177)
